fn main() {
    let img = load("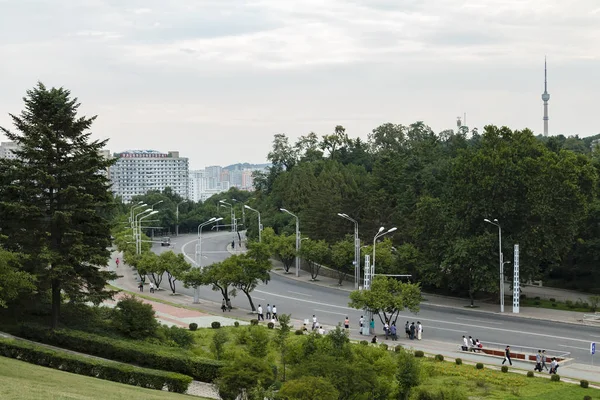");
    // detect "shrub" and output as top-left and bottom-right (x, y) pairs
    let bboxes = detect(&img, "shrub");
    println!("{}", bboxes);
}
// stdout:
(501, 366), (508, 373)
(112, 295), (158, 339)
(395, 345), (403, 353)
(580, 380), (589, 388)
(590, 295), (600, 312)
(552, 303), (557, 307)
(414, 350), (425, 358)
(476, 363), (484, 370)
(566, 300), (575, 309)
(0, 338), (192, 393)
(158, 325), (194, 348)
(549, 298), (556, 302)
(189, 323), (198, 331)
(527, 371), (534, 377)
(584, 396), (592, 400)
(380, 343), (388, 350)
(250, 319), (259, 326)
(267, 322), (275, 329)
(234, 321), (240, 327)
(534, 296), (541, 300)
(534, 300), (541, 306)
(211, 330), (228, 360)
(295, 329), (304, 335)
(17, 323), (223, 382)
(360, 340), (369, 346)
(248, 326), (269, 358)
(211, 321), (221, 329)
(550, 374), (560, 382)
(455, 358), (462, 365)
(434, 354), (444, 361)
